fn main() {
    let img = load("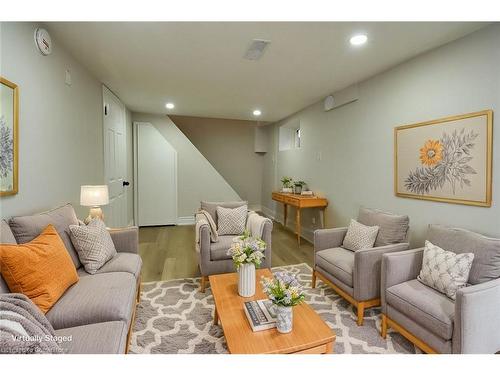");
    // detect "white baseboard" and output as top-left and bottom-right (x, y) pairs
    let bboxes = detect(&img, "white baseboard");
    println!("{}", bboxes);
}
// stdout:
(261, 206), (276, 220)
(248, 204), (262, 213)
(177, 216), (195, 226)
(261, 206), (314, 244)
